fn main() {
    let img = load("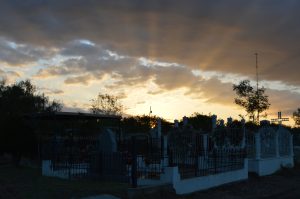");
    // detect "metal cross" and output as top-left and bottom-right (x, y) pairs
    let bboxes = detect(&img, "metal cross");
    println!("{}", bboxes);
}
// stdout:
(271, 111), (289, 125)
